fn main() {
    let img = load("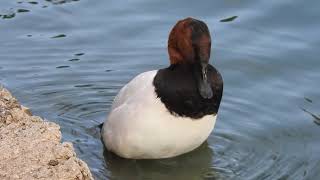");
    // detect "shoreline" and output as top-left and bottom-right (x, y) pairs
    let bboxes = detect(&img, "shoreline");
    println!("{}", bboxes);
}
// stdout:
(0, 86), (93, 180)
